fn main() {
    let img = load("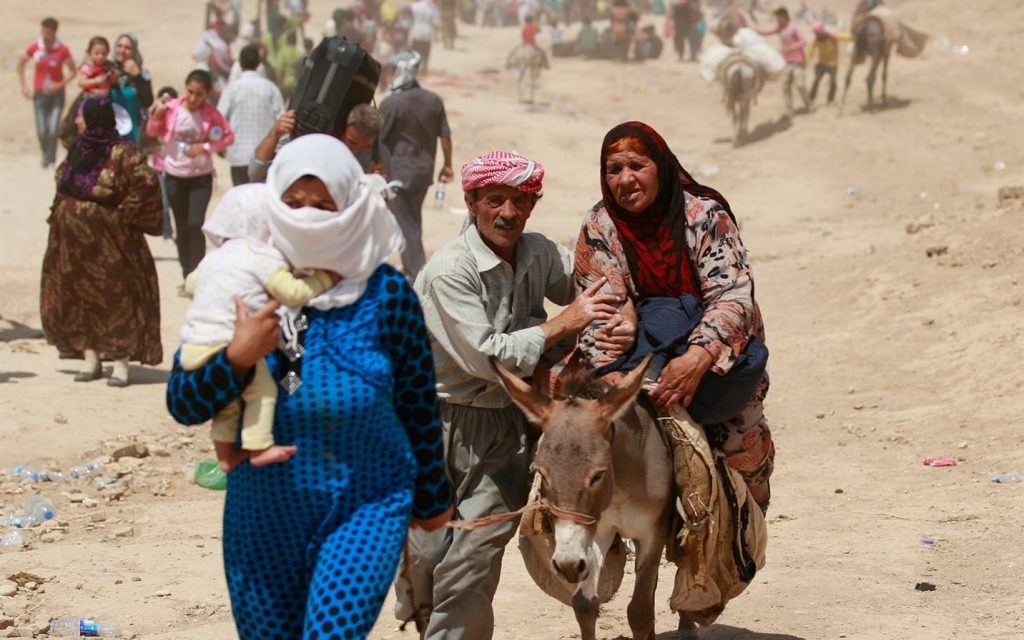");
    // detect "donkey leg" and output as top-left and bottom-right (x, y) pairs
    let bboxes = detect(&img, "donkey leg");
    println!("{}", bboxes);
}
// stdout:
(626, 538), (664, 640)
(571, 589), (601, 640)
(678, 612), (699, 640)
(866, 55), (882, 107)
(881, 52), (890, 104)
